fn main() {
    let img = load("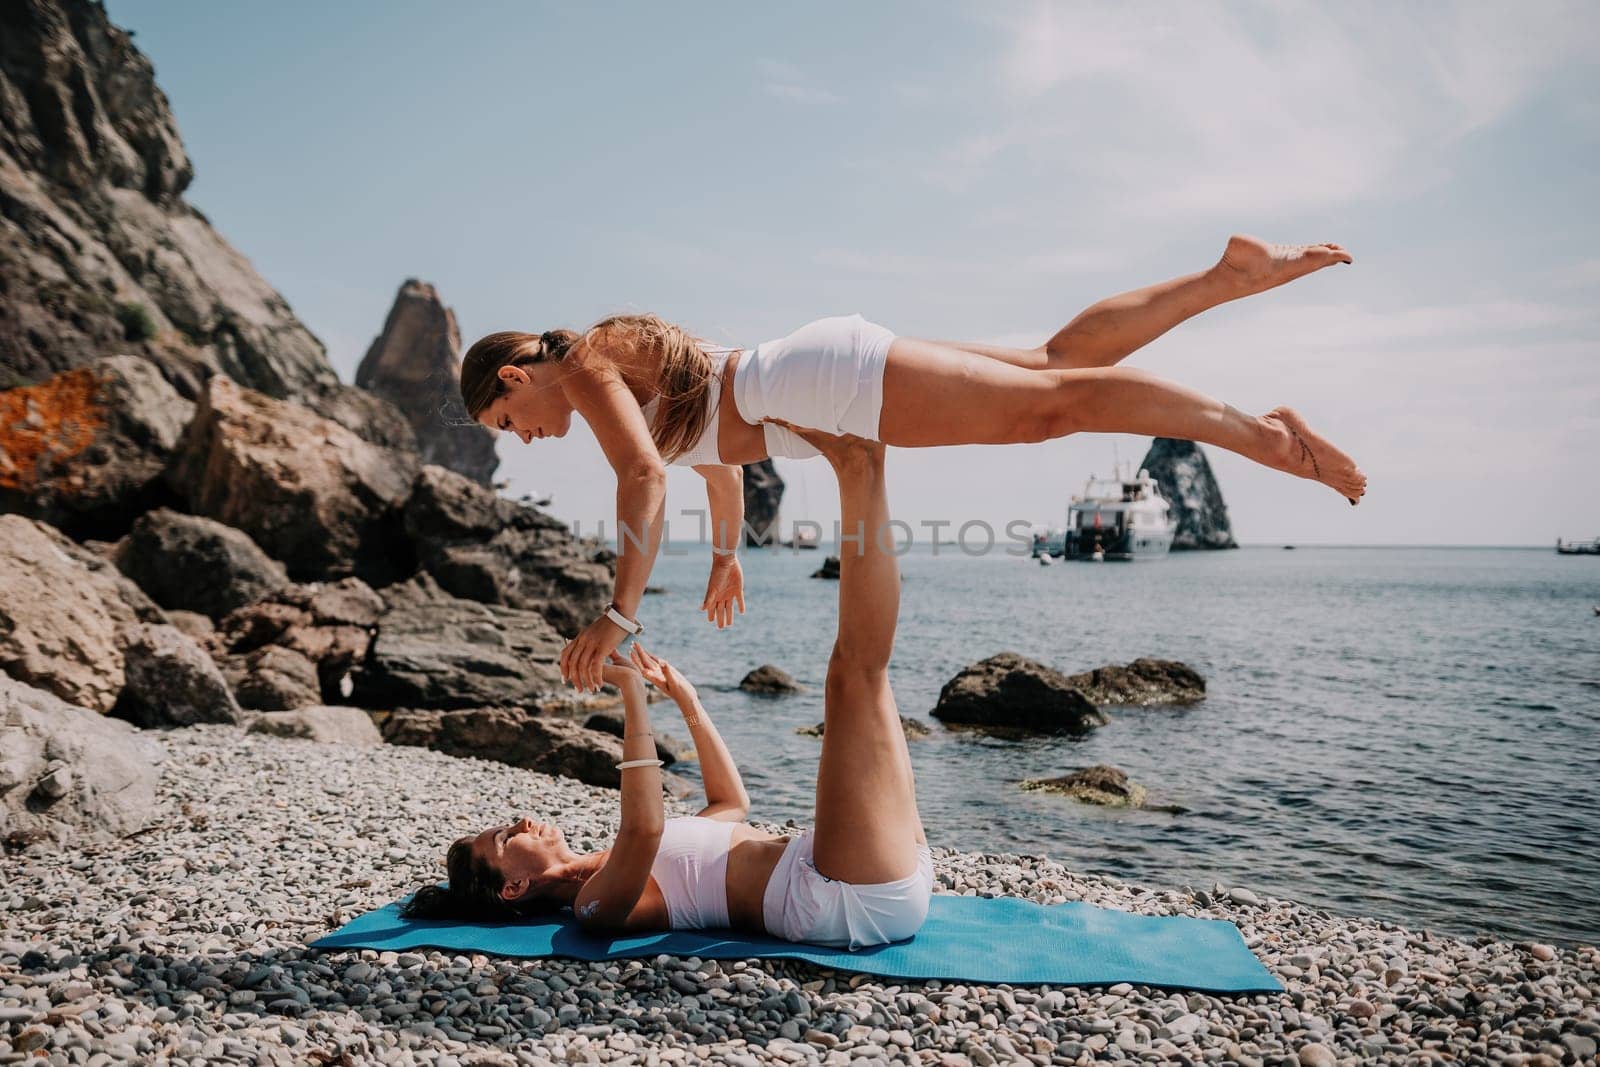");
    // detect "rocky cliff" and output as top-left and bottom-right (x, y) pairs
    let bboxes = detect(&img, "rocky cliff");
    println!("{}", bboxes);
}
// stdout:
(1140, 438), (1238, 550)
(0, 1), (624, 834)
(355, 279), (498, 485)
(0, 0), (406, 450)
